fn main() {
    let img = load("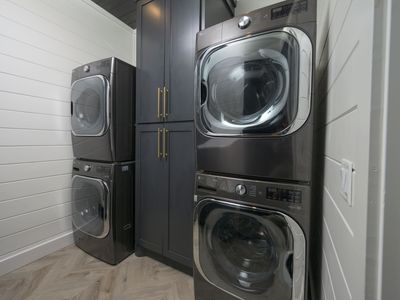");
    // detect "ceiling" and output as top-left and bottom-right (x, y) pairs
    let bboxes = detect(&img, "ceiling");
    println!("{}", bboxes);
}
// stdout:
(92, 0), (137, 29)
